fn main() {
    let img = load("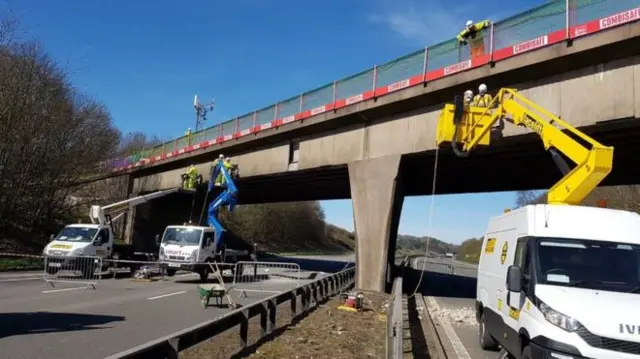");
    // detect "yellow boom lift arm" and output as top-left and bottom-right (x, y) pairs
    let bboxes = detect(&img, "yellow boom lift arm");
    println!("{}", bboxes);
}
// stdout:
(435, 88), (614, 205)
